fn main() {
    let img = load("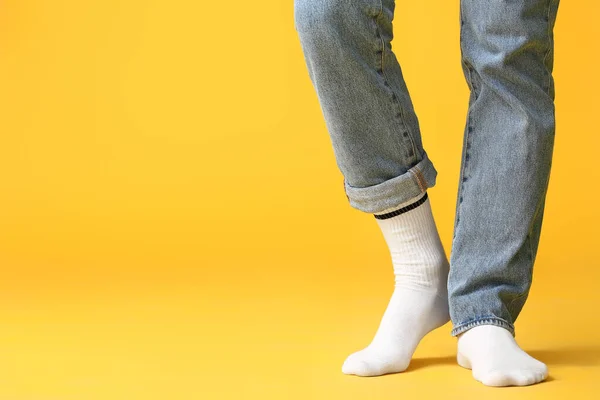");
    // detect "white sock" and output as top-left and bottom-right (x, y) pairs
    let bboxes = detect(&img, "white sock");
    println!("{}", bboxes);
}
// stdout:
(457, 325), (548, 386)
(342, 192), (450, 376)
